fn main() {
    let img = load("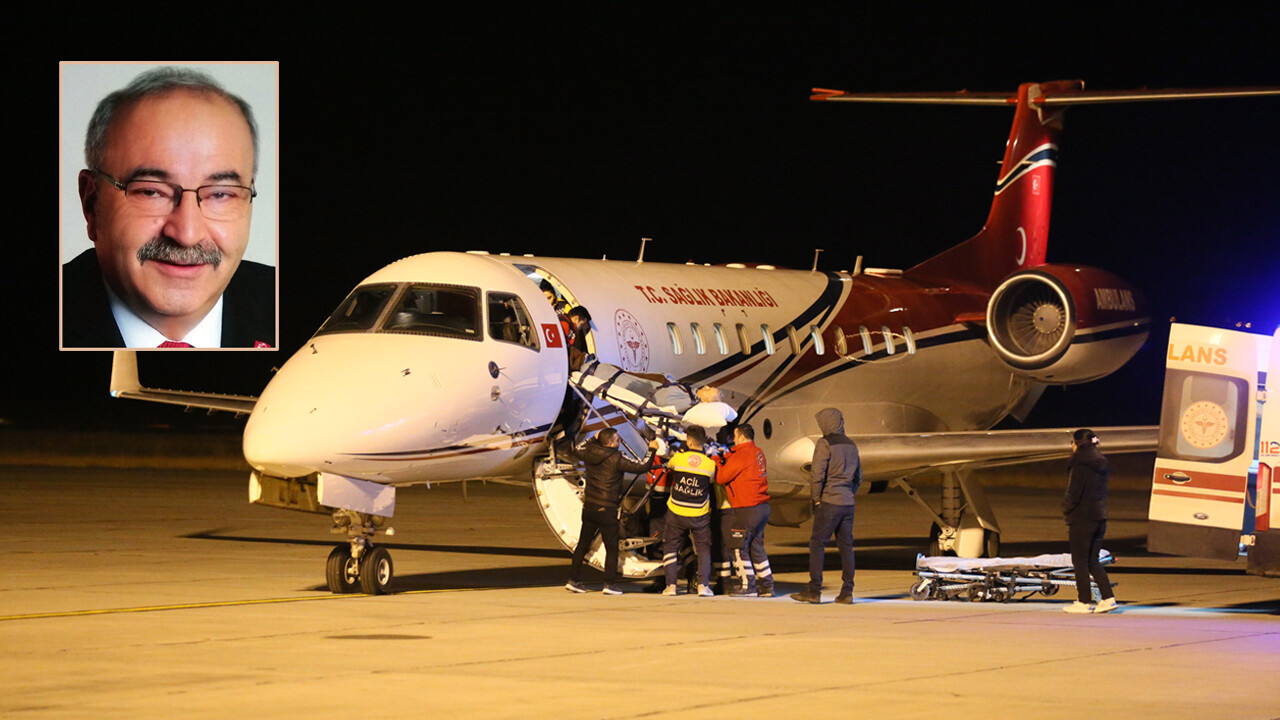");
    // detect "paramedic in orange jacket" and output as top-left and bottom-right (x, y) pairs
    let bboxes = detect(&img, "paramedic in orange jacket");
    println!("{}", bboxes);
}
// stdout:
(715, 423), (773, 597)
